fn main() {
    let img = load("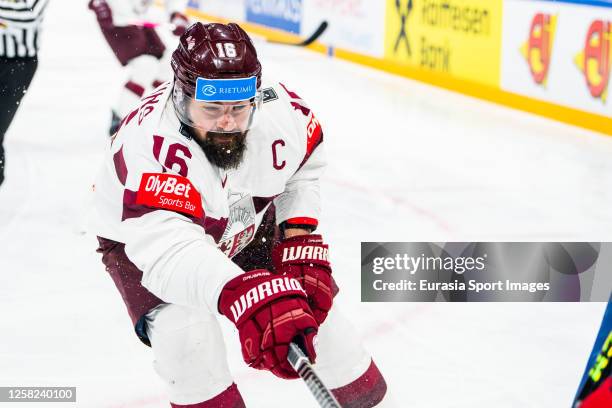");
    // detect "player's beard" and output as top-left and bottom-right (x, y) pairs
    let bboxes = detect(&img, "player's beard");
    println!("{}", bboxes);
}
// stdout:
(196, 130), (248, 170)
